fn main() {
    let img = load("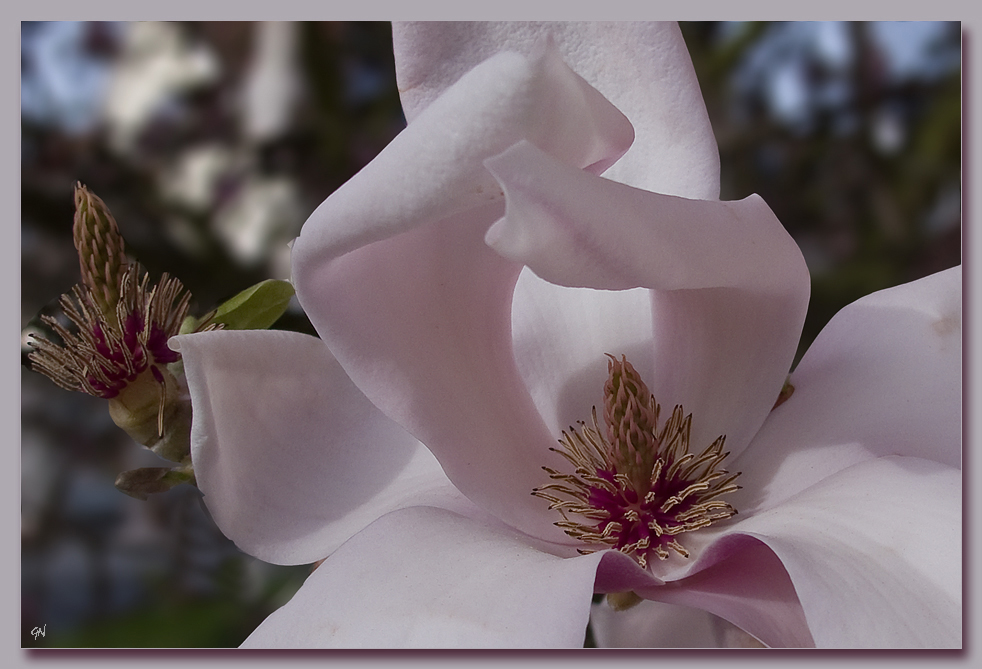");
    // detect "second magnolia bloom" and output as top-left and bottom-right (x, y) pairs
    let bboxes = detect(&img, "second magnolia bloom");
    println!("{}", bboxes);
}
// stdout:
(29, 184), (207, 463)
